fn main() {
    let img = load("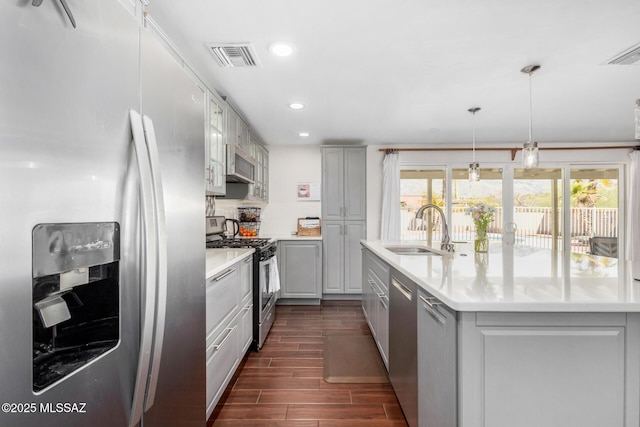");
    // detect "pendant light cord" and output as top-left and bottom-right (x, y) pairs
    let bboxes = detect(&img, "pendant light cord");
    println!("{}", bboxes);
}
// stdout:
(528, 72), (533, 141)
(472, 110), (477, 162)
(468, 107), (480, 163)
